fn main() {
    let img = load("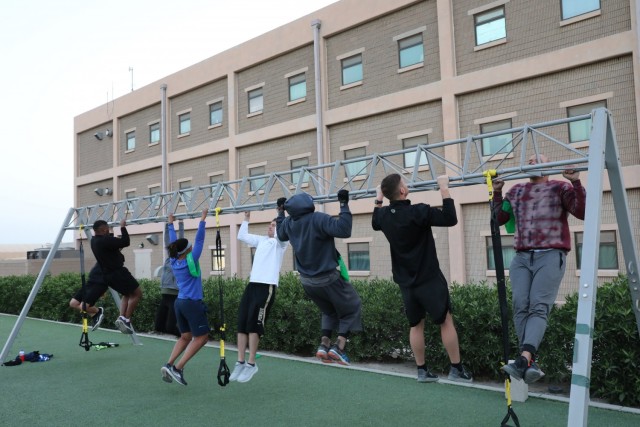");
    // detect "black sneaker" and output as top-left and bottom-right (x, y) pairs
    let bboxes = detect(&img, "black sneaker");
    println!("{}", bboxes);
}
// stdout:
(161, 363), (173, 383)
(168, 365), (187, 386)
(448, 365), (473, 383)
(115, 317), (134, 334)
(501, 356), (527, 381)
(417, 367), (439, 383)
(91, 307), (105, 331)
(524, 361), (545, 384)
